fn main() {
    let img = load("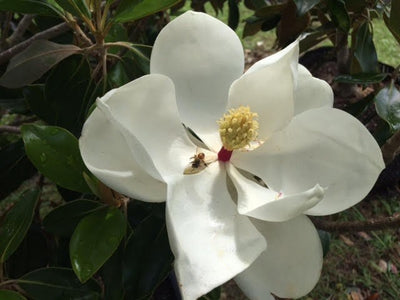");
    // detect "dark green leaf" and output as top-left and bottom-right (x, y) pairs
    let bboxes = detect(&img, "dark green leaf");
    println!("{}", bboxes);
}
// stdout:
(344, 93), (374, 117)
(116, 44), (151, 76)
(317, 230), (330, 258)
(0, 290), (26, 300)
(108, 61), (130, 88)
(0, 87), (28, 113)
(23, 84), (50, 121)
(293, 0), (320, 16)
(114, 0), (180, 23)
(18, 267), (101, 300)
(44, 55), (94, 135)
(54, 0), (90, 18)
(243, 4), (284, 37)
(0, 188), (39, 262)
(228, 0), (239, 30)
(21, 124), (91, 193)
(335, 73), (387, 84)
(0, 0), (60, 15)
(326, 0), (350, 32)
(123, 215), (173, 299)
(101, 246), (124, 300)
(299, 27), (335, 53)
(375, 83), (400, 131)
(0, 40), (81, 89)
(243, 18), (263, 37)
(43, 199), (104, 237)
(384, 0), (400, 44)
(5, 222), (51, 278)
(70, 207), (126, 283)
(277, 0), (310, 47)
(354, 22), (378, 73)
(0, 140), (36, 200)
